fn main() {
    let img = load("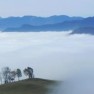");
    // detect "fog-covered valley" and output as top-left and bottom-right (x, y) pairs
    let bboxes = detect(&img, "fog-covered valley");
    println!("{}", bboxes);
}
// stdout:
(0, 31), (94, 80)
